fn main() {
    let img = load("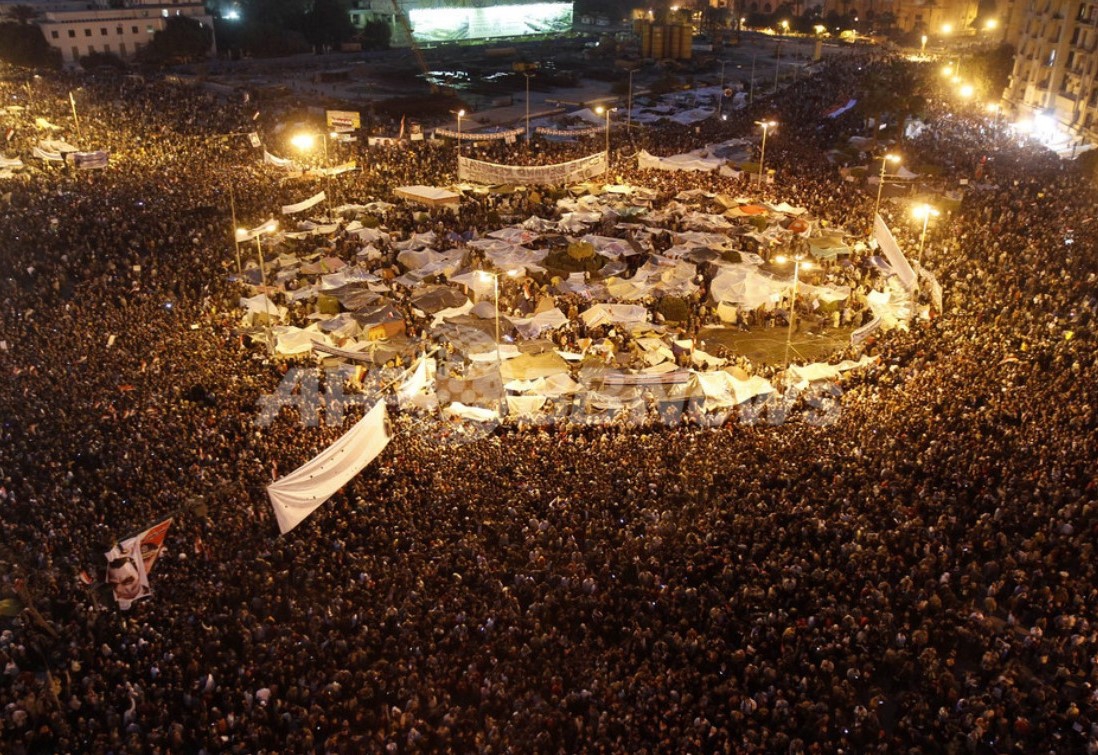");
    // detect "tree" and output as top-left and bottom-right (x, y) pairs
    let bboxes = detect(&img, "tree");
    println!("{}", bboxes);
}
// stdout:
(139, 16), (213, 64)
(2, 4), (38, 25)
(360, 19), (391, 51)
(302, 0), (354, 52)
(0, 22), (59, 67)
